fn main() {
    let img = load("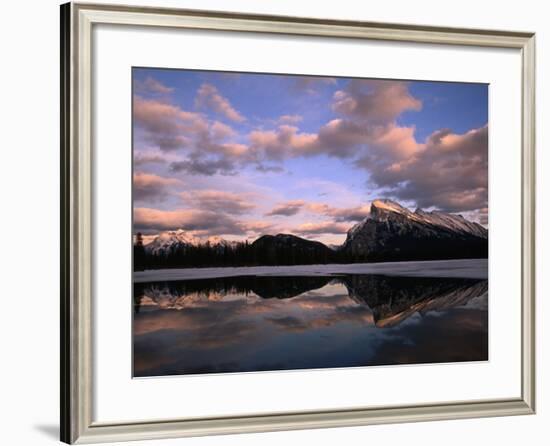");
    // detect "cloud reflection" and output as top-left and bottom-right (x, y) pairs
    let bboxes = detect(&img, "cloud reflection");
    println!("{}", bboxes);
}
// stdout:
(133, 274), (488, 376)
